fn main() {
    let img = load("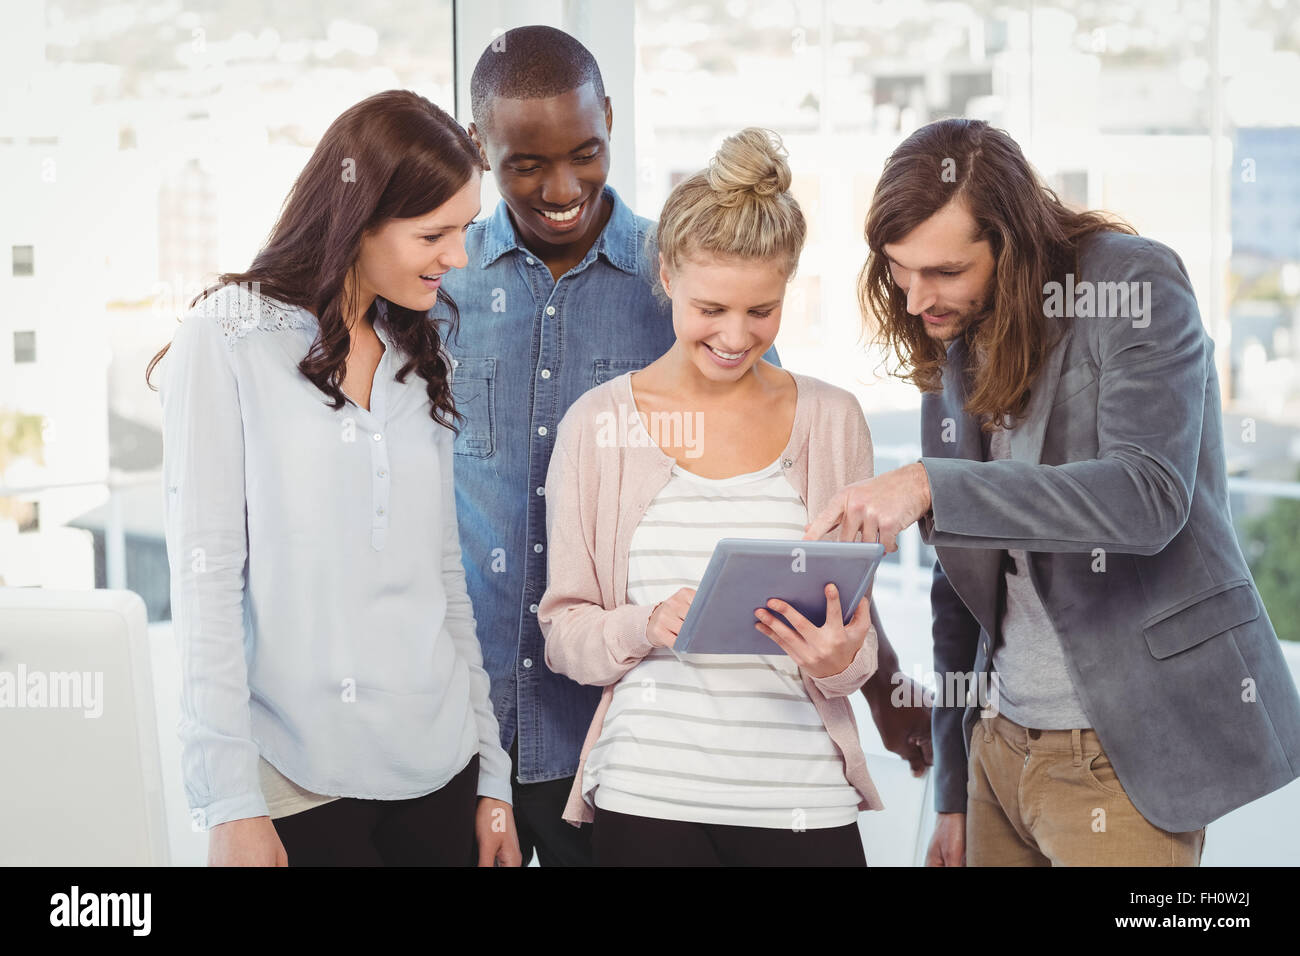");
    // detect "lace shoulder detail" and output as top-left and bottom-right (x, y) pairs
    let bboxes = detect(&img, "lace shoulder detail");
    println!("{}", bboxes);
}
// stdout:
(192, 284), (315, 348)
